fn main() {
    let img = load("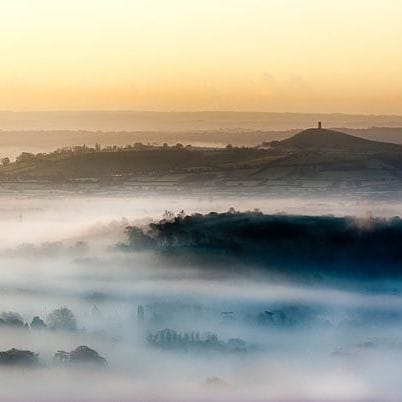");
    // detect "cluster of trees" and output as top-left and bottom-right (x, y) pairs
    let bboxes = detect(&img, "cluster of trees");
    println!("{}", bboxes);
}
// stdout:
(1, 141), (261, 169)
(146, 328), (217, 346)
(123, 208), (261, 250)
(124, 211), (402, 279)
(0, 307), (77, 331)
(146, 328), (247, 353)
(0, 307), (107, 367)
(7, 143), (195, 166)
(54, 345), (107, 366)
(0, 348), (39, 367)
(0, 345), (107, 367)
